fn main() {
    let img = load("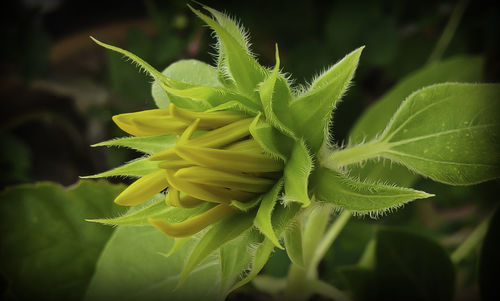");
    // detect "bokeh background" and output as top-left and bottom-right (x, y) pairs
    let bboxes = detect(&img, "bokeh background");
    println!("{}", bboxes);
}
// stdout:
(1, 0), (499, 300)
